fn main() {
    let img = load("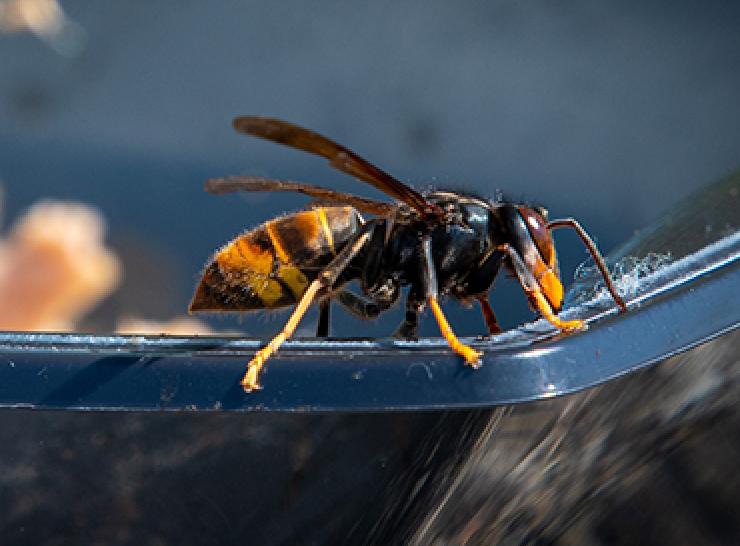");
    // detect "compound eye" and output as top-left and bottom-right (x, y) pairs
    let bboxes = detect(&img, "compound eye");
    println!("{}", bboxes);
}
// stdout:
(519, 207), (555, 267)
